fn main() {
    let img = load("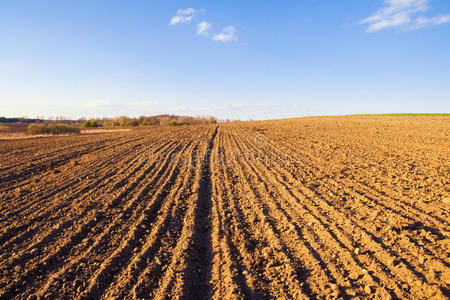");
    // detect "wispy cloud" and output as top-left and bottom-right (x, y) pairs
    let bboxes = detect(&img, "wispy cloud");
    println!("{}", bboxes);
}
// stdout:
(170, 9), (237, 42)
(177, 8), (196, 15)
(172, 106), (188, 112)
(169, 8), (202, 25)
(196, 22), (211, 35)
(360, 0), (450, 32)
(407, 14), (450, 29)
(87, 100), (160, 109)
(213, 26), (238, 42)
